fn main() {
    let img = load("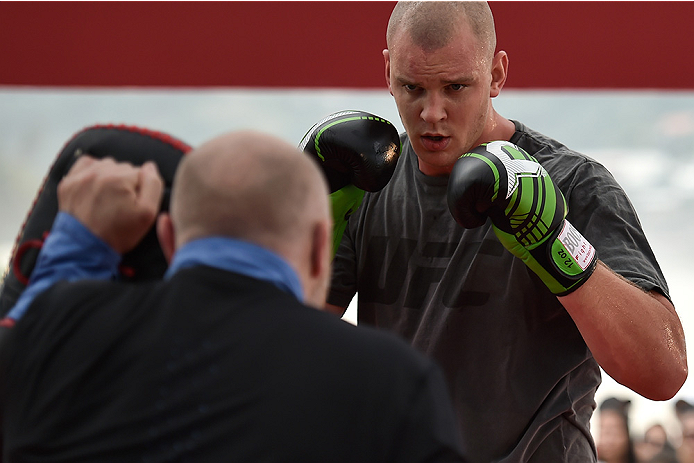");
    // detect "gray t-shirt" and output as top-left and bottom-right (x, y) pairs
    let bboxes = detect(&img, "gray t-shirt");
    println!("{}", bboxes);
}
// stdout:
(328, 120), (669, 462)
